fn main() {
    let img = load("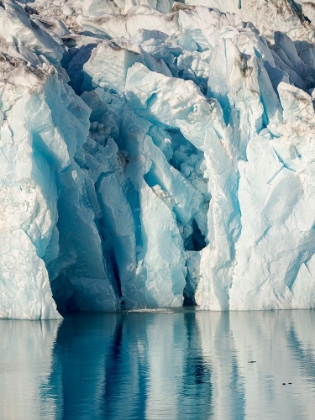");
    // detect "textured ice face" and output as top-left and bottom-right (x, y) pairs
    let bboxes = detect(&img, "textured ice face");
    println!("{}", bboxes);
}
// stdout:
(0, 52), (61, 319)
(2, 0), (315, 318)
(0, 1), (119, 318)
(21, 0), (315, 43)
